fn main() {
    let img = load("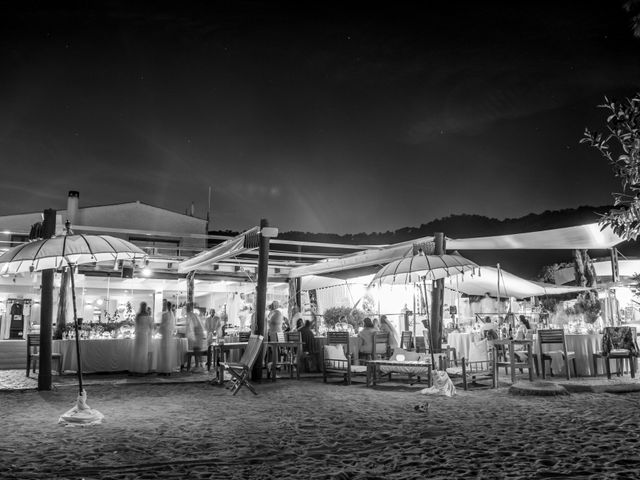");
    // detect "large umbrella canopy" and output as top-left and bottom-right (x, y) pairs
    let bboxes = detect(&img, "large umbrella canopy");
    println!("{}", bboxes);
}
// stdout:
(0, 232), (146, 425)
(372, 254), (478, 286)
(0, 234), (146, 274)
